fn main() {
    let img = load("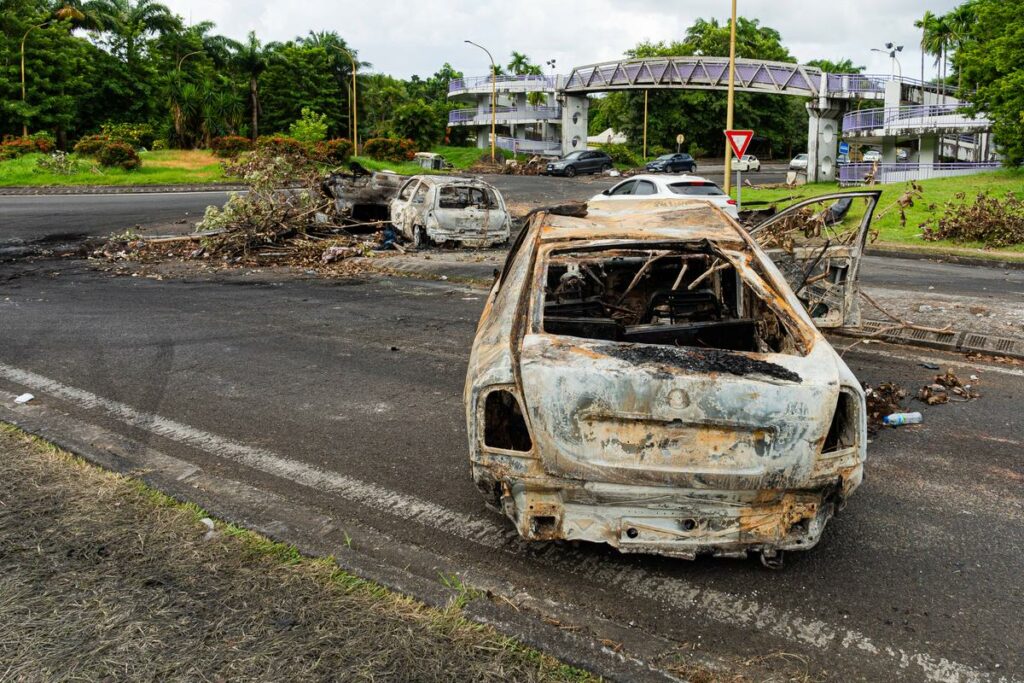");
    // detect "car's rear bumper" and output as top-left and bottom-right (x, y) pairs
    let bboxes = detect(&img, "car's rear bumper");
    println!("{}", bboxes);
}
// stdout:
(474, 459), (862, 560)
